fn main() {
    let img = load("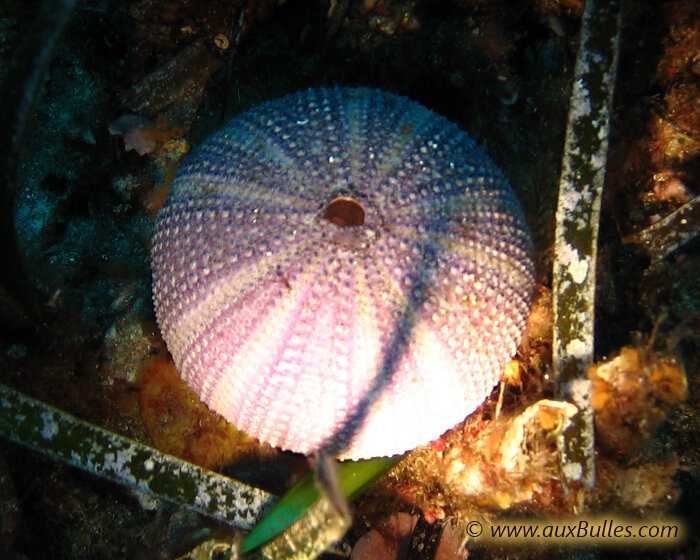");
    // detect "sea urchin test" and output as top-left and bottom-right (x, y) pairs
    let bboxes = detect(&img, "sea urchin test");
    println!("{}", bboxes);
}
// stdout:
(151, 87), (535, 460)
